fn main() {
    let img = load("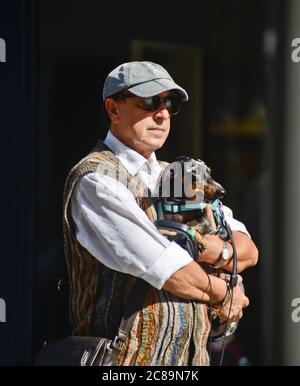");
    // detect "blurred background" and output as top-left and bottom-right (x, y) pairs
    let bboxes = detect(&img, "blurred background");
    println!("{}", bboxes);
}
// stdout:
(1, 0), (300, 365)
